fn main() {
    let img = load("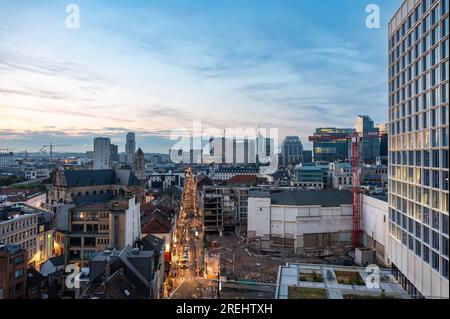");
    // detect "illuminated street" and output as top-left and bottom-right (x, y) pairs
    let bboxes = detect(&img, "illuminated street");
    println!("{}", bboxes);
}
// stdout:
(168, 167), (207, 299)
